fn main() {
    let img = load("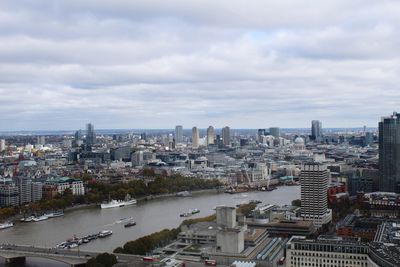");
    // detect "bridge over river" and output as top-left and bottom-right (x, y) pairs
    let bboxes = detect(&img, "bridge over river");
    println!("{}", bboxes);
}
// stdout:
(0, 244), (144, 266)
